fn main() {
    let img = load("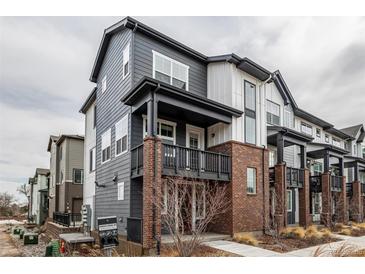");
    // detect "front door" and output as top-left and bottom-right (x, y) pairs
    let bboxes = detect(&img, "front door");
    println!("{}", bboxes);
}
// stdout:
(287, 189), (296, 225)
